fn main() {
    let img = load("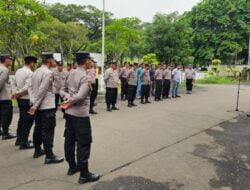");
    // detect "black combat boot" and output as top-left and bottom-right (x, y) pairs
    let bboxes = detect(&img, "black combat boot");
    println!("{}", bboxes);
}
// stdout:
(33, 148), (45, 158)
(78, 164), (100, 184)
(67, 162), (79, 176)
(45, 153), (64, 164)
(112, 105), (119, 110)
